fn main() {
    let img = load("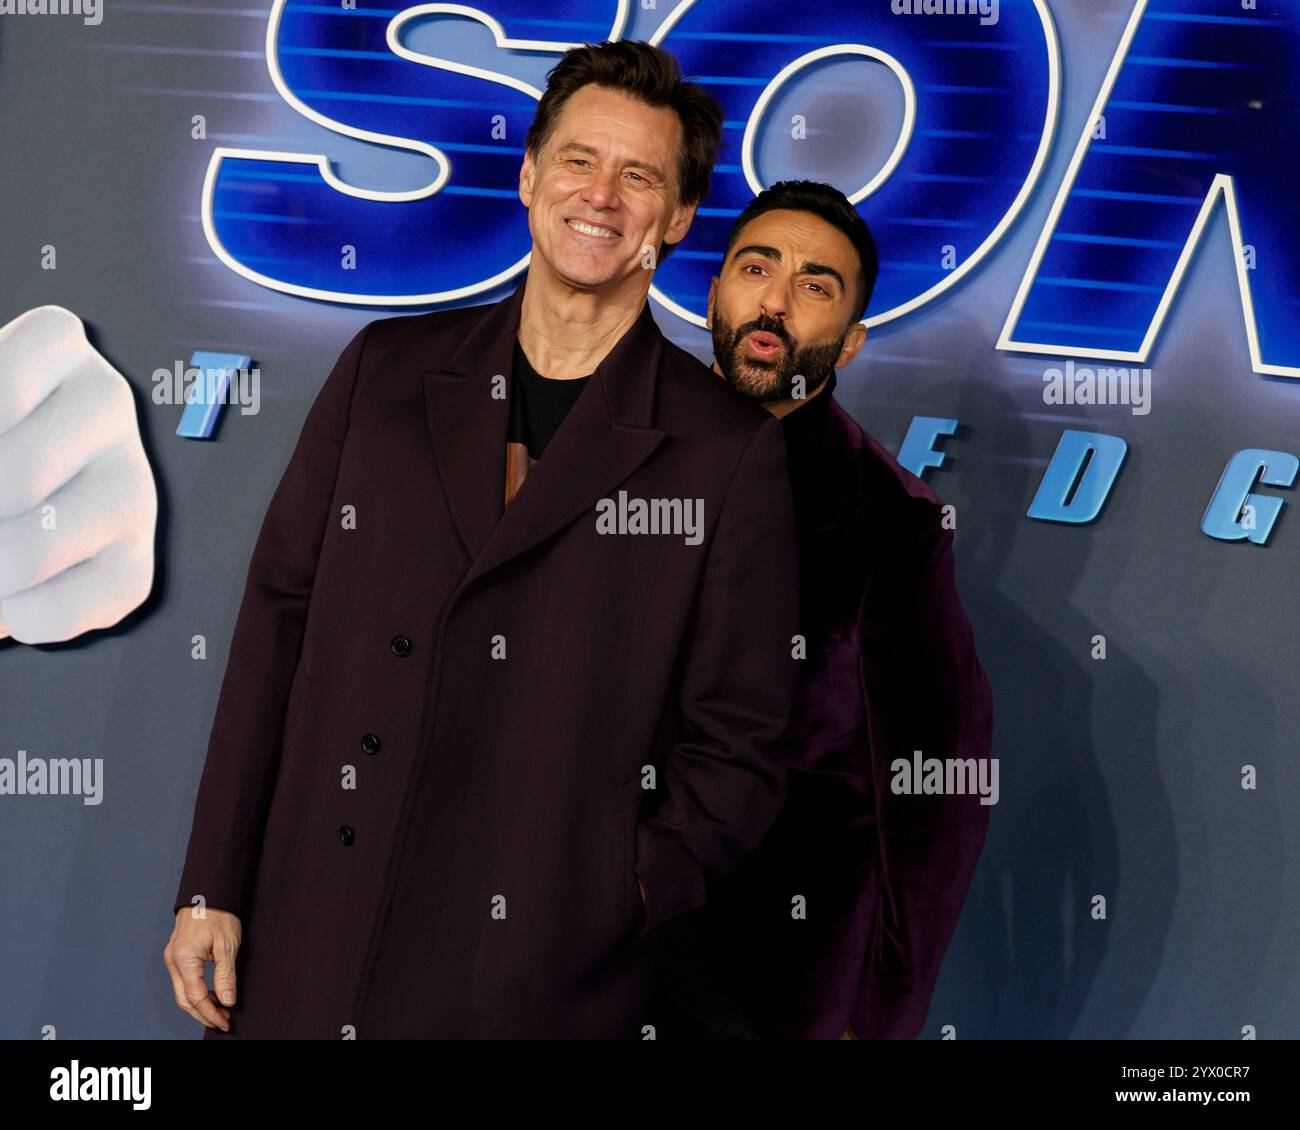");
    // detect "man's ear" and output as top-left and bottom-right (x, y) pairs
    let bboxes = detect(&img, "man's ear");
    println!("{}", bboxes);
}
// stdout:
(519, 149), (536, 208)
(664, 198), (697, 247)
(705, 277), (718, 329)
(837, 321), (868, 368)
